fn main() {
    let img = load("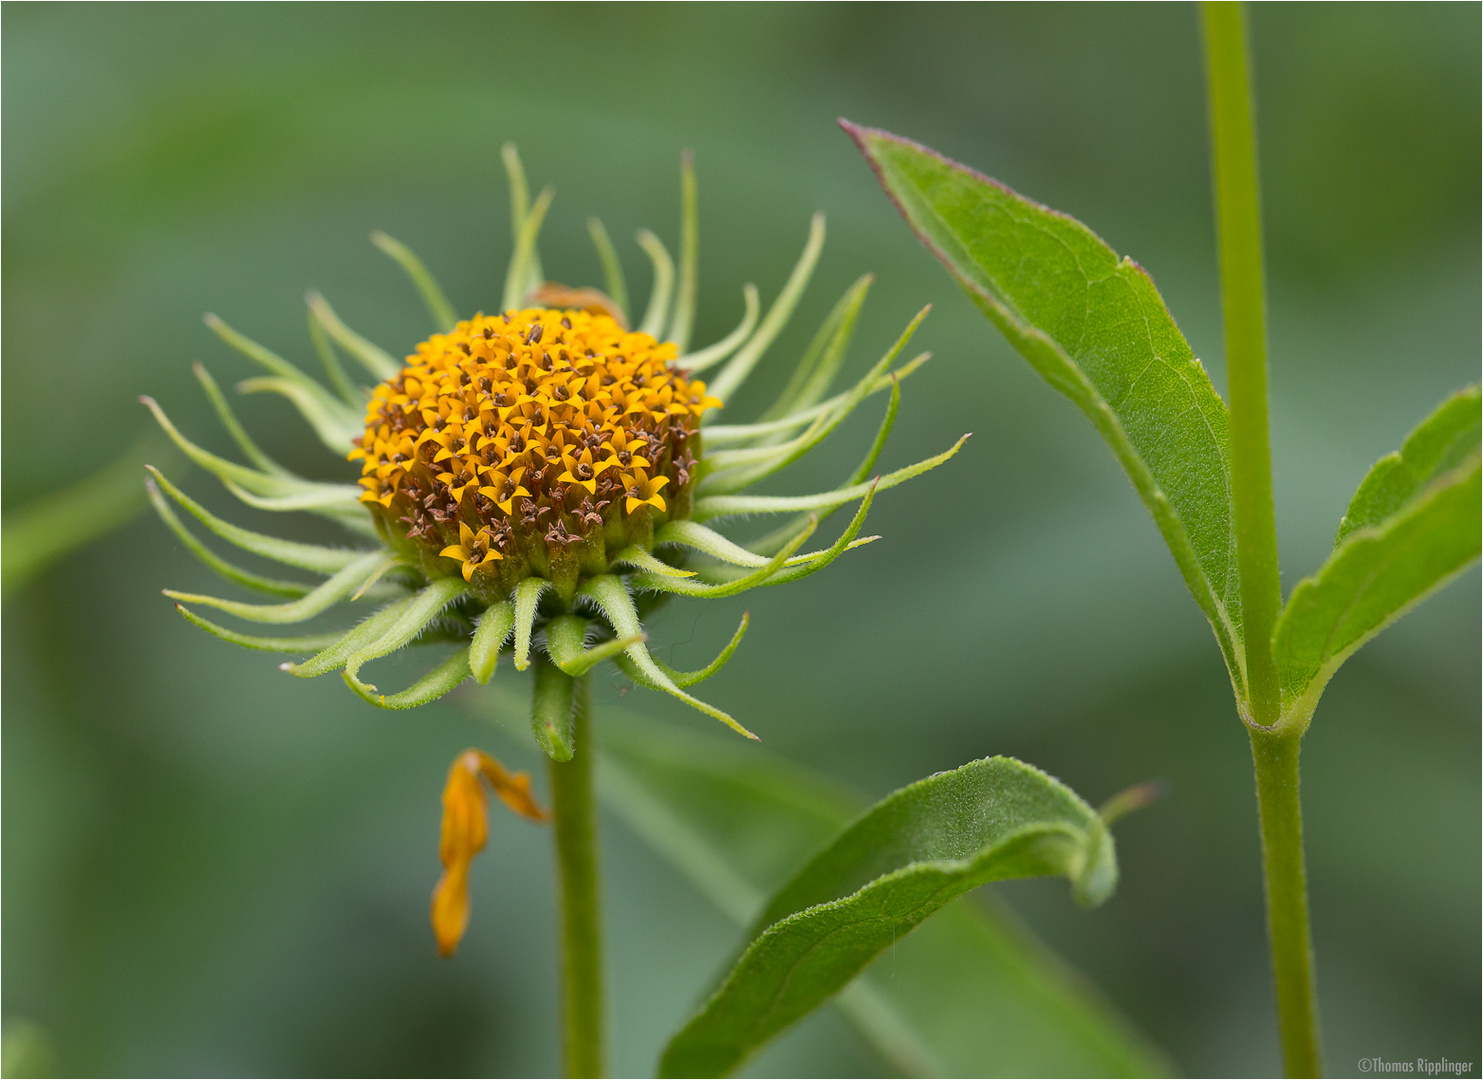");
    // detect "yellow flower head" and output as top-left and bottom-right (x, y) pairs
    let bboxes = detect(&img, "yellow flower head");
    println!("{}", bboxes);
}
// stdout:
(356, 308), (716, 595)
(144, 145), (967, 951)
